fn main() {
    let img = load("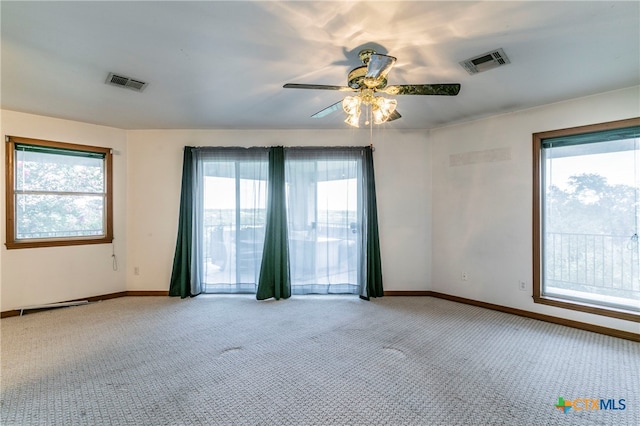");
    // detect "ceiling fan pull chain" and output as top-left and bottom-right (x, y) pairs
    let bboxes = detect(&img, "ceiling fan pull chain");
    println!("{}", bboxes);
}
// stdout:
(369, 105), (374, 148)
